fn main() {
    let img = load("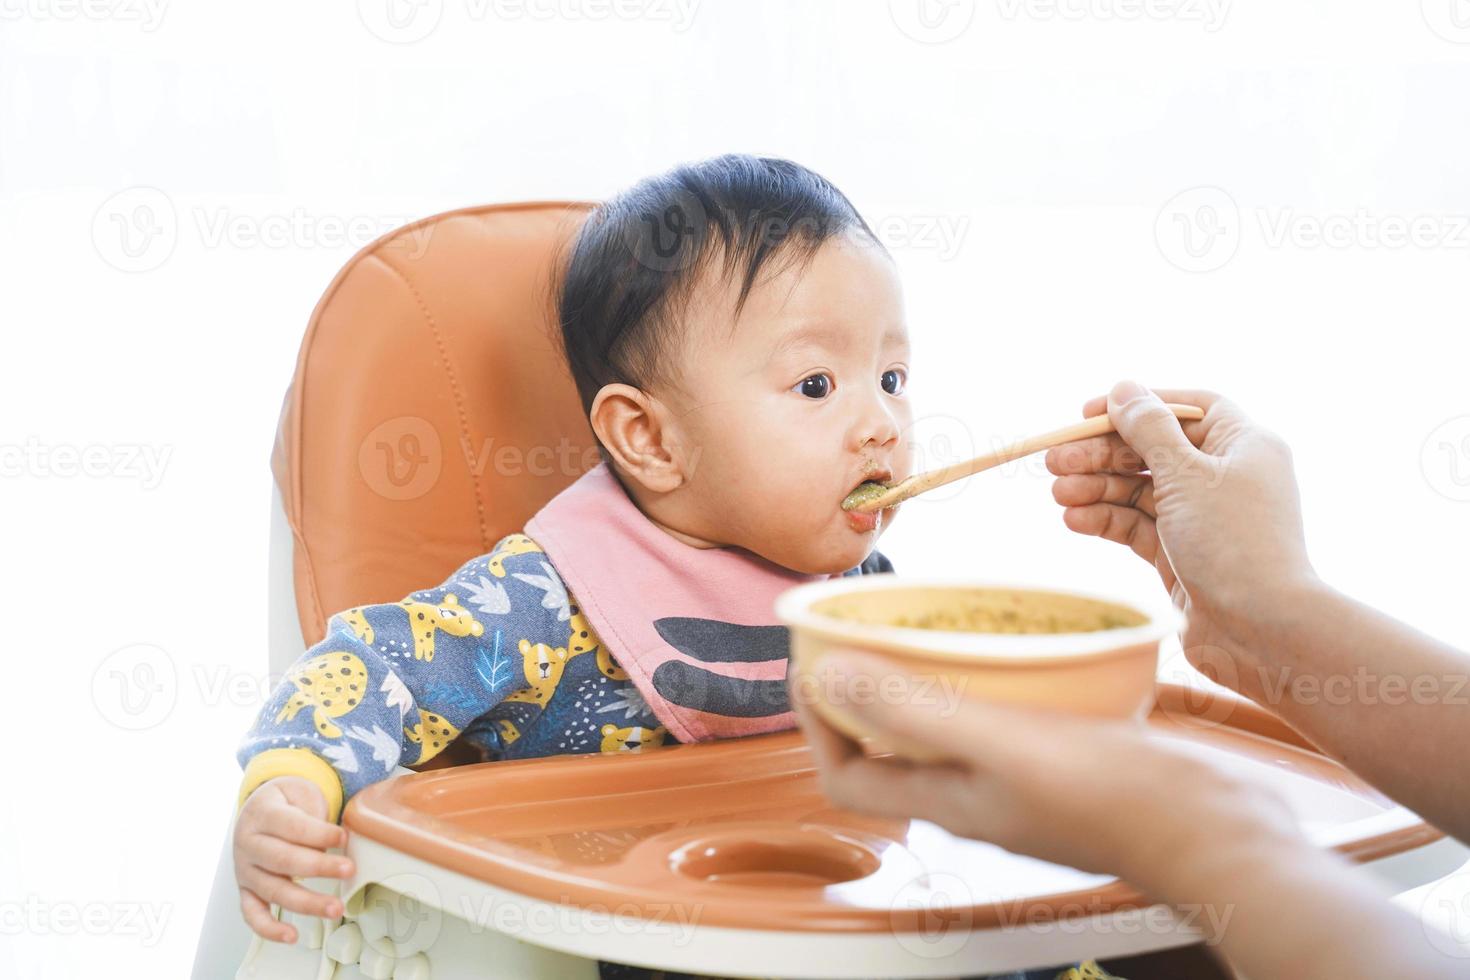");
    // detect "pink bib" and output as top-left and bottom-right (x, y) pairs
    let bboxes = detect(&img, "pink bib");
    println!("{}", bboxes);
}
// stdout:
(525, 462), (833, 743)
